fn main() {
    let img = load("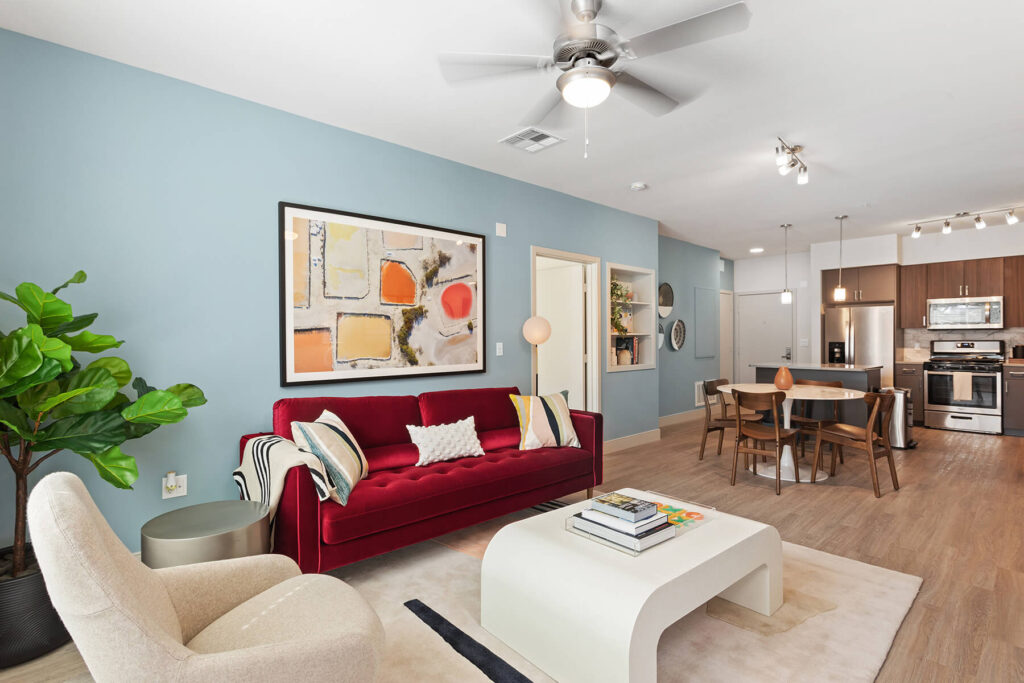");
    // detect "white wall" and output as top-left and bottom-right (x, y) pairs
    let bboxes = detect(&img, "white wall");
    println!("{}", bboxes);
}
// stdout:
(733, 251), (814, 363)
(536, 262), (585, 409)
